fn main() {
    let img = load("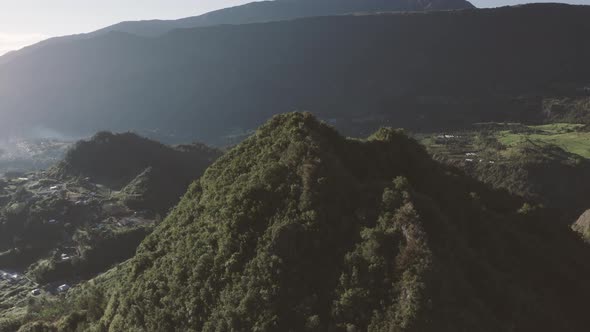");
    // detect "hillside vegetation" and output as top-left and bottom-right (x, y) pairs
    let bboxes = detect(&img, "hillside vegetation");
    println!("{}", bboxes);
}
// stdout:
(0, 133), (220, 330)
(0, 0), (474, 67)
(421, 123), (590, 221)
(23, 113), (590, 331)
(543, 97), (590, 124)
(496, 123), (590, 158)
(50, 132), (221, 214)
